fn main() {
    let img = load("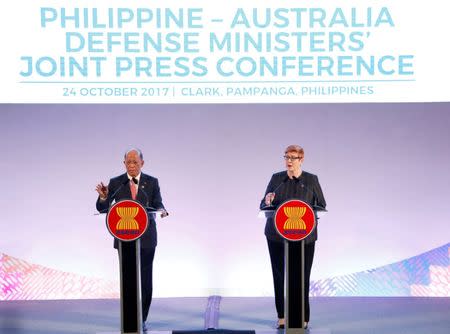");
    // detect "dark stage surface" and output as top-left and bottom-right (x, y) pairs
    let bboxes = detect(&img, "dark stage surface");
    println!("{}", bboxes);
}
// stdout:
(0, 297), (449, 334)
